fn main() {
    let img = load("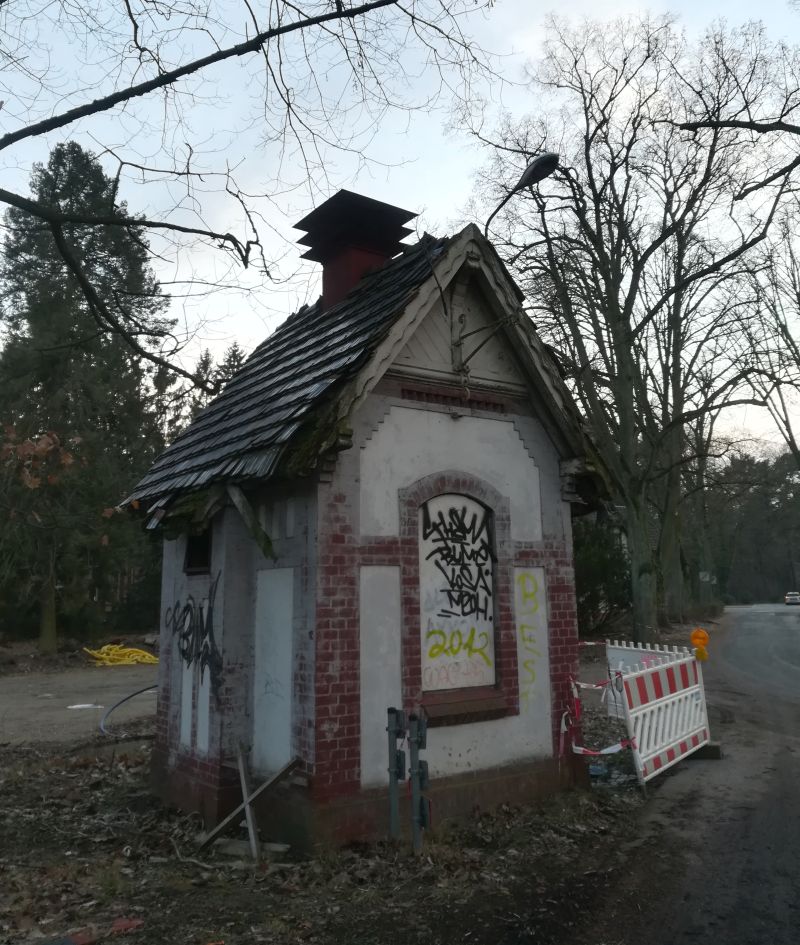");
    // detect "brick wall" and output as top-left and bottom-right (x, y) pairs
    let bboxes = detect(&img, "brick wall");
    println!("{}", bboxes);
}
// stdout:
(313, 464), (580, 801)
(314, 486), (361, 799)
(396, 472), (518, 714)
